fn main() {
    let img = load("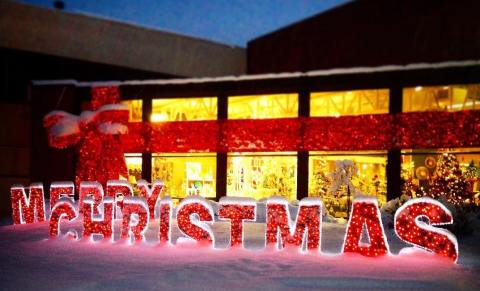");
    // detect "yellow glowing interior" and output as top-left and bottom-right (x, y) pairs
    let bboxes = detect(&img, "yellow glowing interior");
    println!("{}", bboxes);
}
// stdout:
(228, 94), (298, 119)
(124, 153), (142, 185)
(227, 152), (297, 200)
(121, 99), (143, 122)
(401, 148), (480, 197)
(151, 97), (217, 122)
(308, 151), (387, 218)
(403, 85), (480, 112)
(310, 89), (389, 117)
(152, 153), (216, 201)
